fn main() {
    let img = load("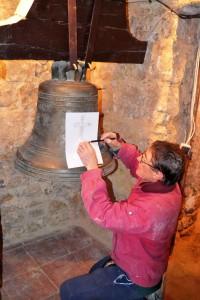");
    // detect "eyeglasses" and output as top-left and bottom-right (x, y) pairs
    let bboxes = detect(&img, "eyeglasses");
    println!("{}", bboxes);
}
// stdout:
(140, 153), (157, 171)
